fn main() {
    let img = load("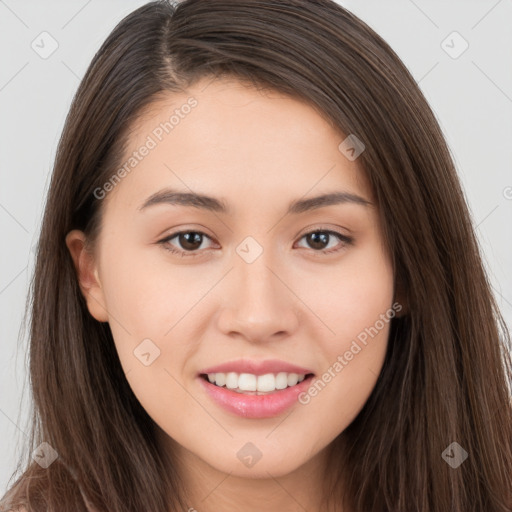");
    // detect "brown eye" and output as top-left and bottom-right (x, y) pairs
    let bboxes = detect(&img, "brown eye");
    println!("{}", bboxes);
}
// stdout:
(296, 230), (353, 254)
(176, 232), (204, 251)
(159, 228), (353, 258)
(159, 230), (214, 257)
